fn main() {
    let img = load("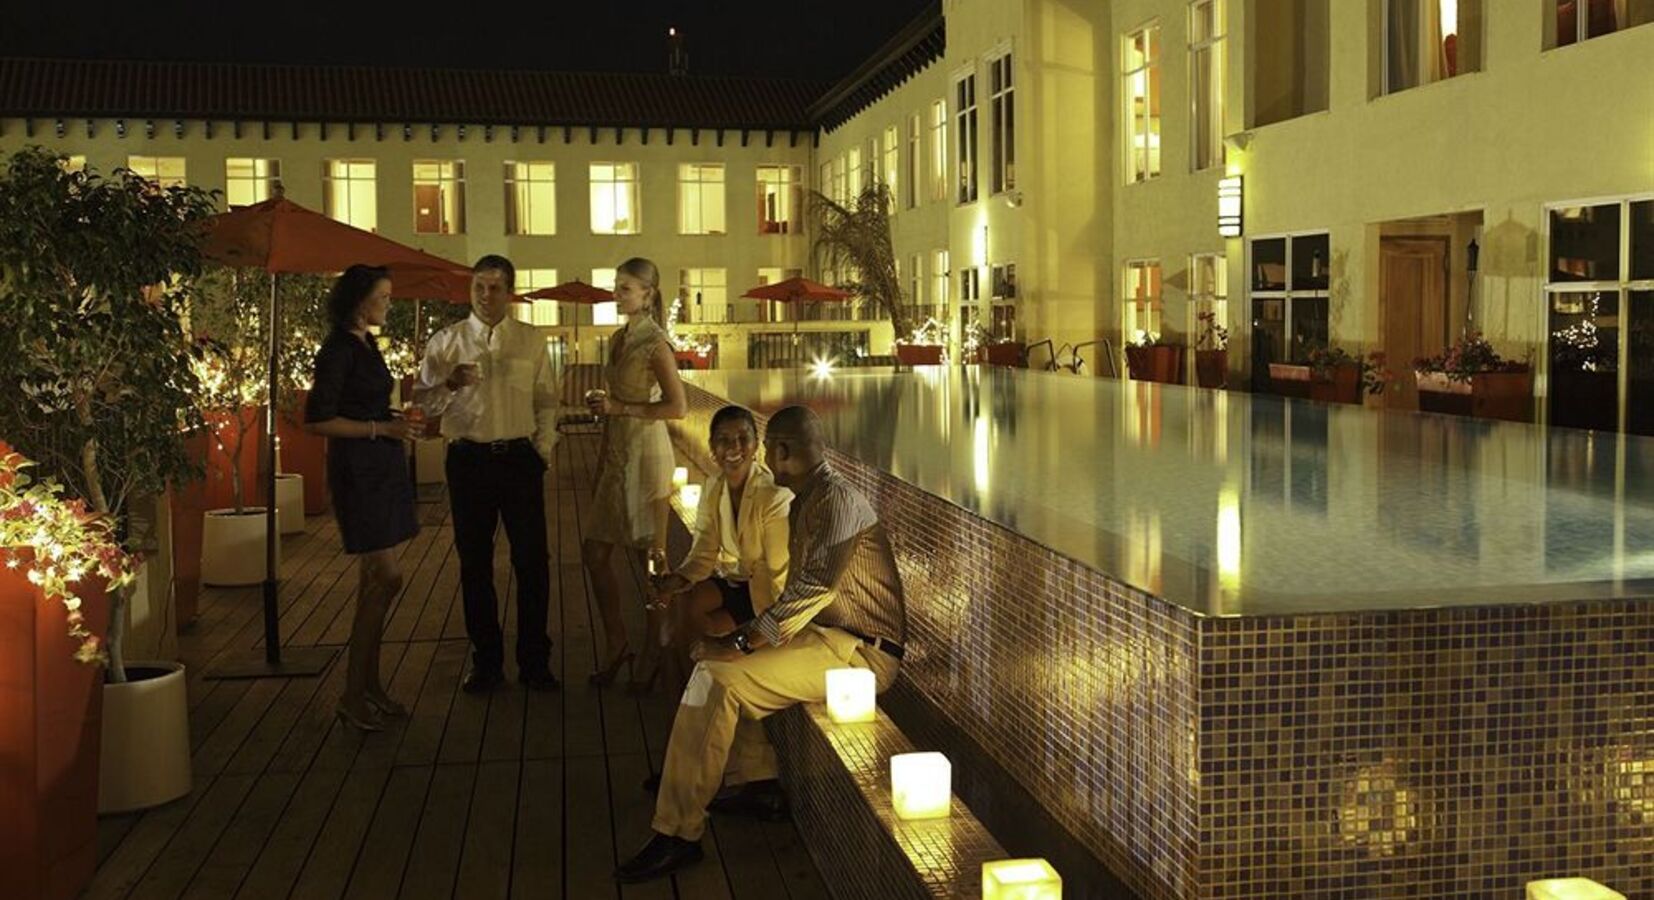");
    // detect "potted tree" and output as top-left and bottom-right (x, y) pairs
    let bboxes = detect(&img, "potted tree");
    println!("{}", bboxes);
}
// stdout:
(1272, 346), (1392, 405)
(894, 316), (948, 366)
(0, 148), (213, 877)
(1194, 310), (1229, 388)
(1124, 331), (1186, 384)
(1413, 331), (1533, 422)
(273, 273), (335, 516)
(808, 181), (914, 360)
(192, 268), (281, 584)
